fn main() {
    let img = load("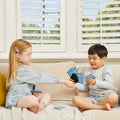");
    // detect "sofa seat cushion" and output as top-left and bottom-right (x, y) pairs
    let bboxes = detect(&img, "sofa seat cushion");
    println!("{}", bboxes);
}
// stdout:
(0, 104), (82, 120)
(82, 106), (120, 120)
